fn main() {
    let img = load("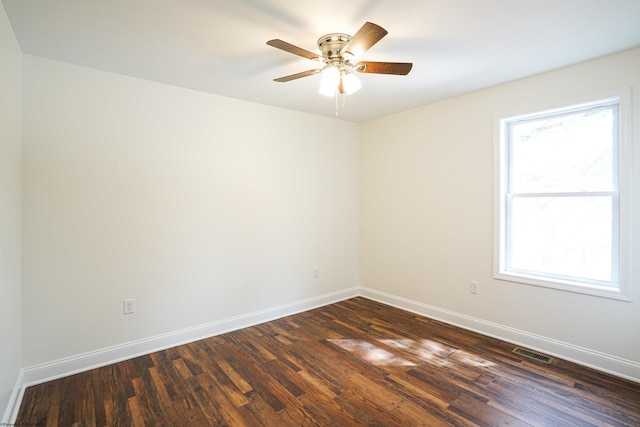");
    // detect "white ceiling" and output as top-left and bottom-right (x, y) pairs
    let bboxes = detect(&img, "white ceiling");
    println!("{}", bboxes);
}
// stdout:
(4, 0), (640, 122)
